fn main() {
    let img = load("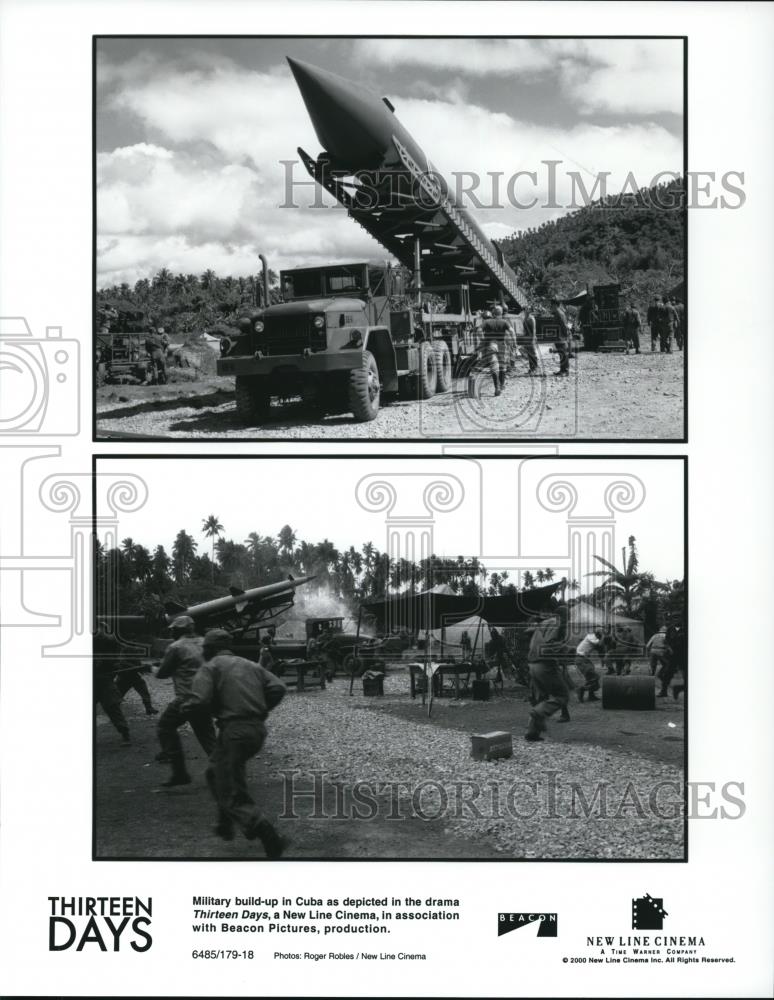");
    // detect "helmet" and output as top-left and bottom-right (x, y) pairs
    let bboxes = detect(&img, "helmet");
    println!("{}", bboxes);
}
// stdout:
(170, 615), (194, 632)
(203, 628), (232, 649)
